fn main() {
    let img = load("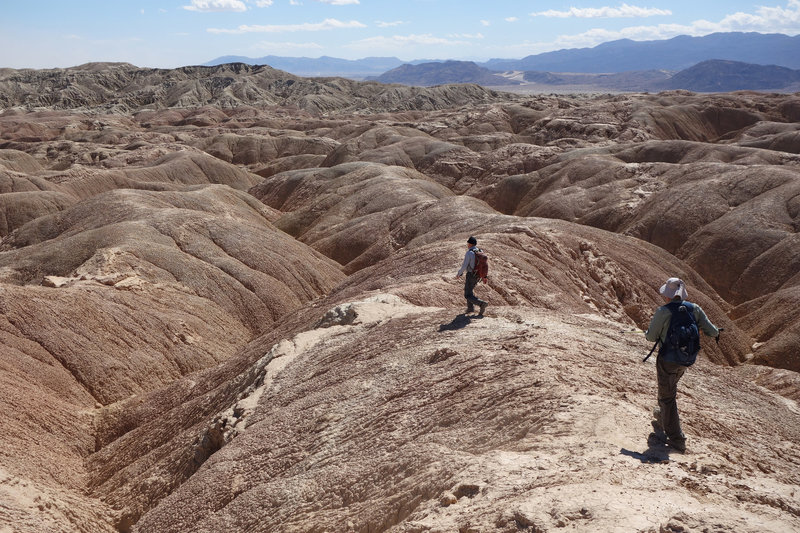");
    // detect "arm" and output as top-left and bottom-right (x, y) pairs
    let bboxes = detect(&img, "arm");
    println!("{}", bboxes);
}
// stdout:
(645, 307), (671, 343)
(456, 249), (474, 277)
(693, 304), (720, 338)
